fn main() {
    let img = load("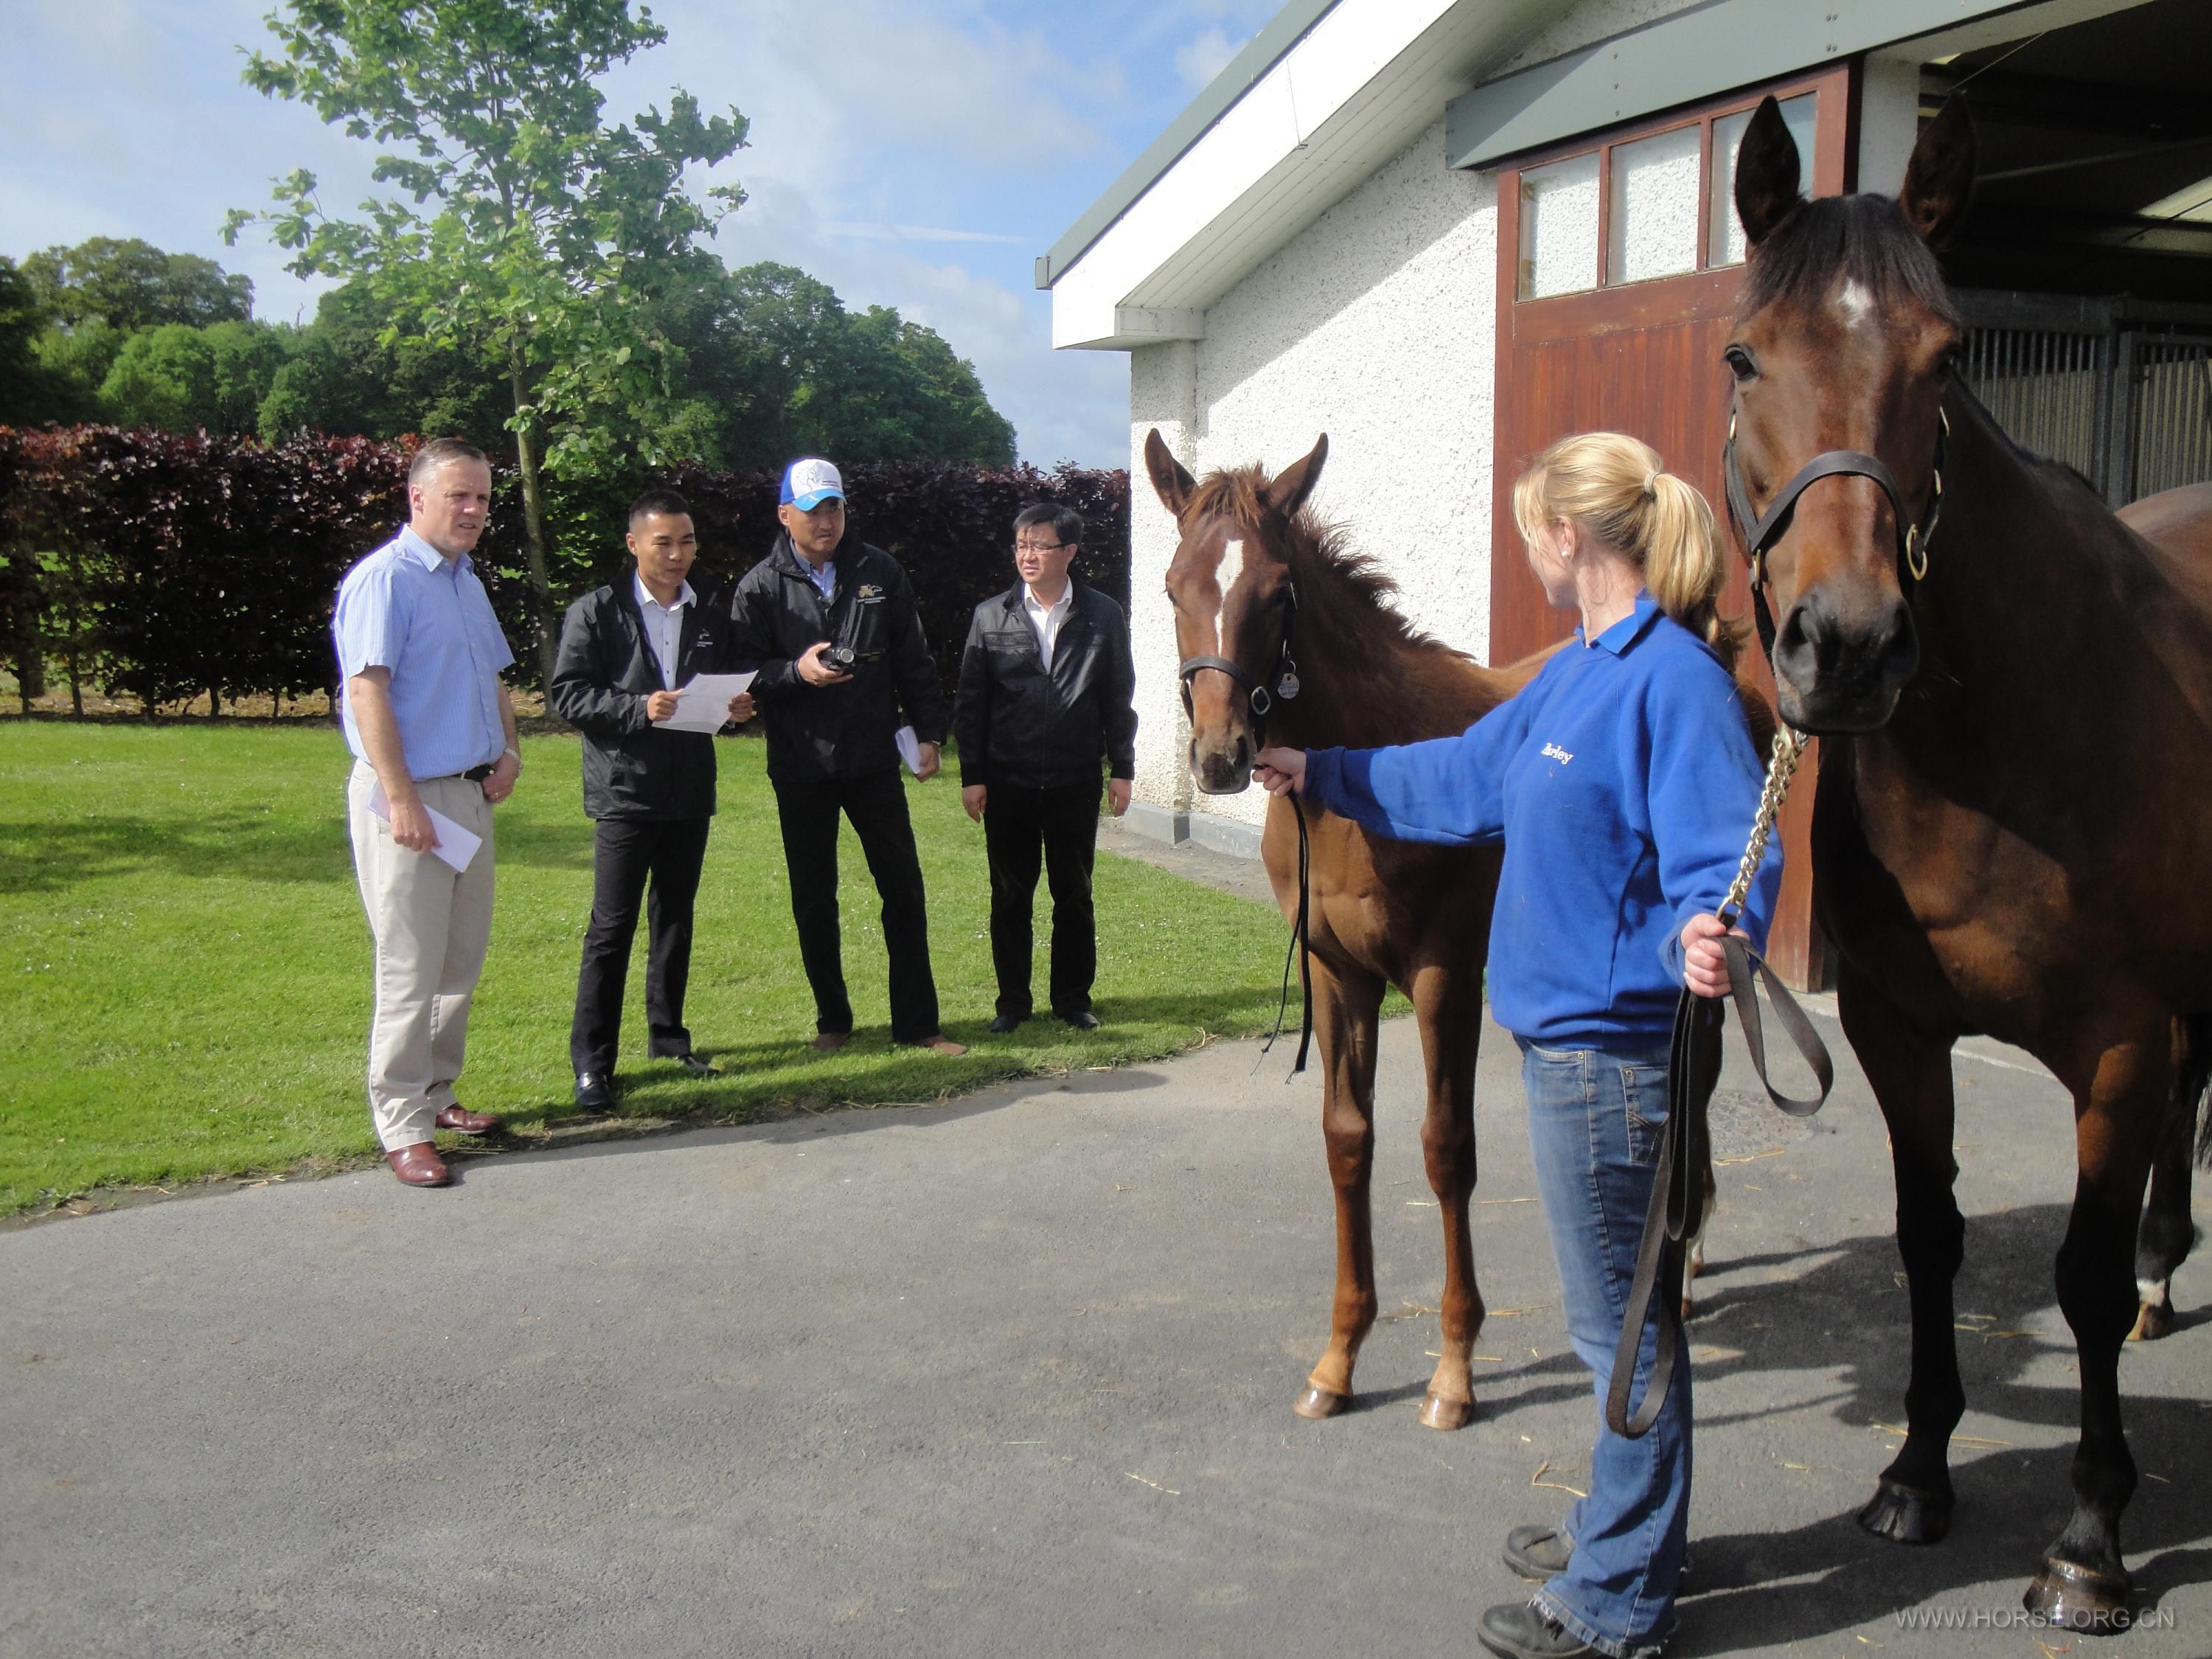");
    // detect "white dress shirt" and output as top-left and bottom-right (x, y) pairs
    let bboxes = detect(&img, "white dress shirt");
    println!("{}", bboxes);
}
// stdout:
(634, 574), (695, 689)
(1023, 582), (1073, 672)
